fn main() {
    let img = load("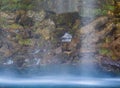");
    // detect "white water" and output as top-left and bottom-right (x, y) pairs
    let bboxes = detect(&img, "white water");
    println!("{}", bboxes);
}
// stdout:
(0, 77), (120, 87)
(45, 0), (78, 13)
(79, 0), (97, 77)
